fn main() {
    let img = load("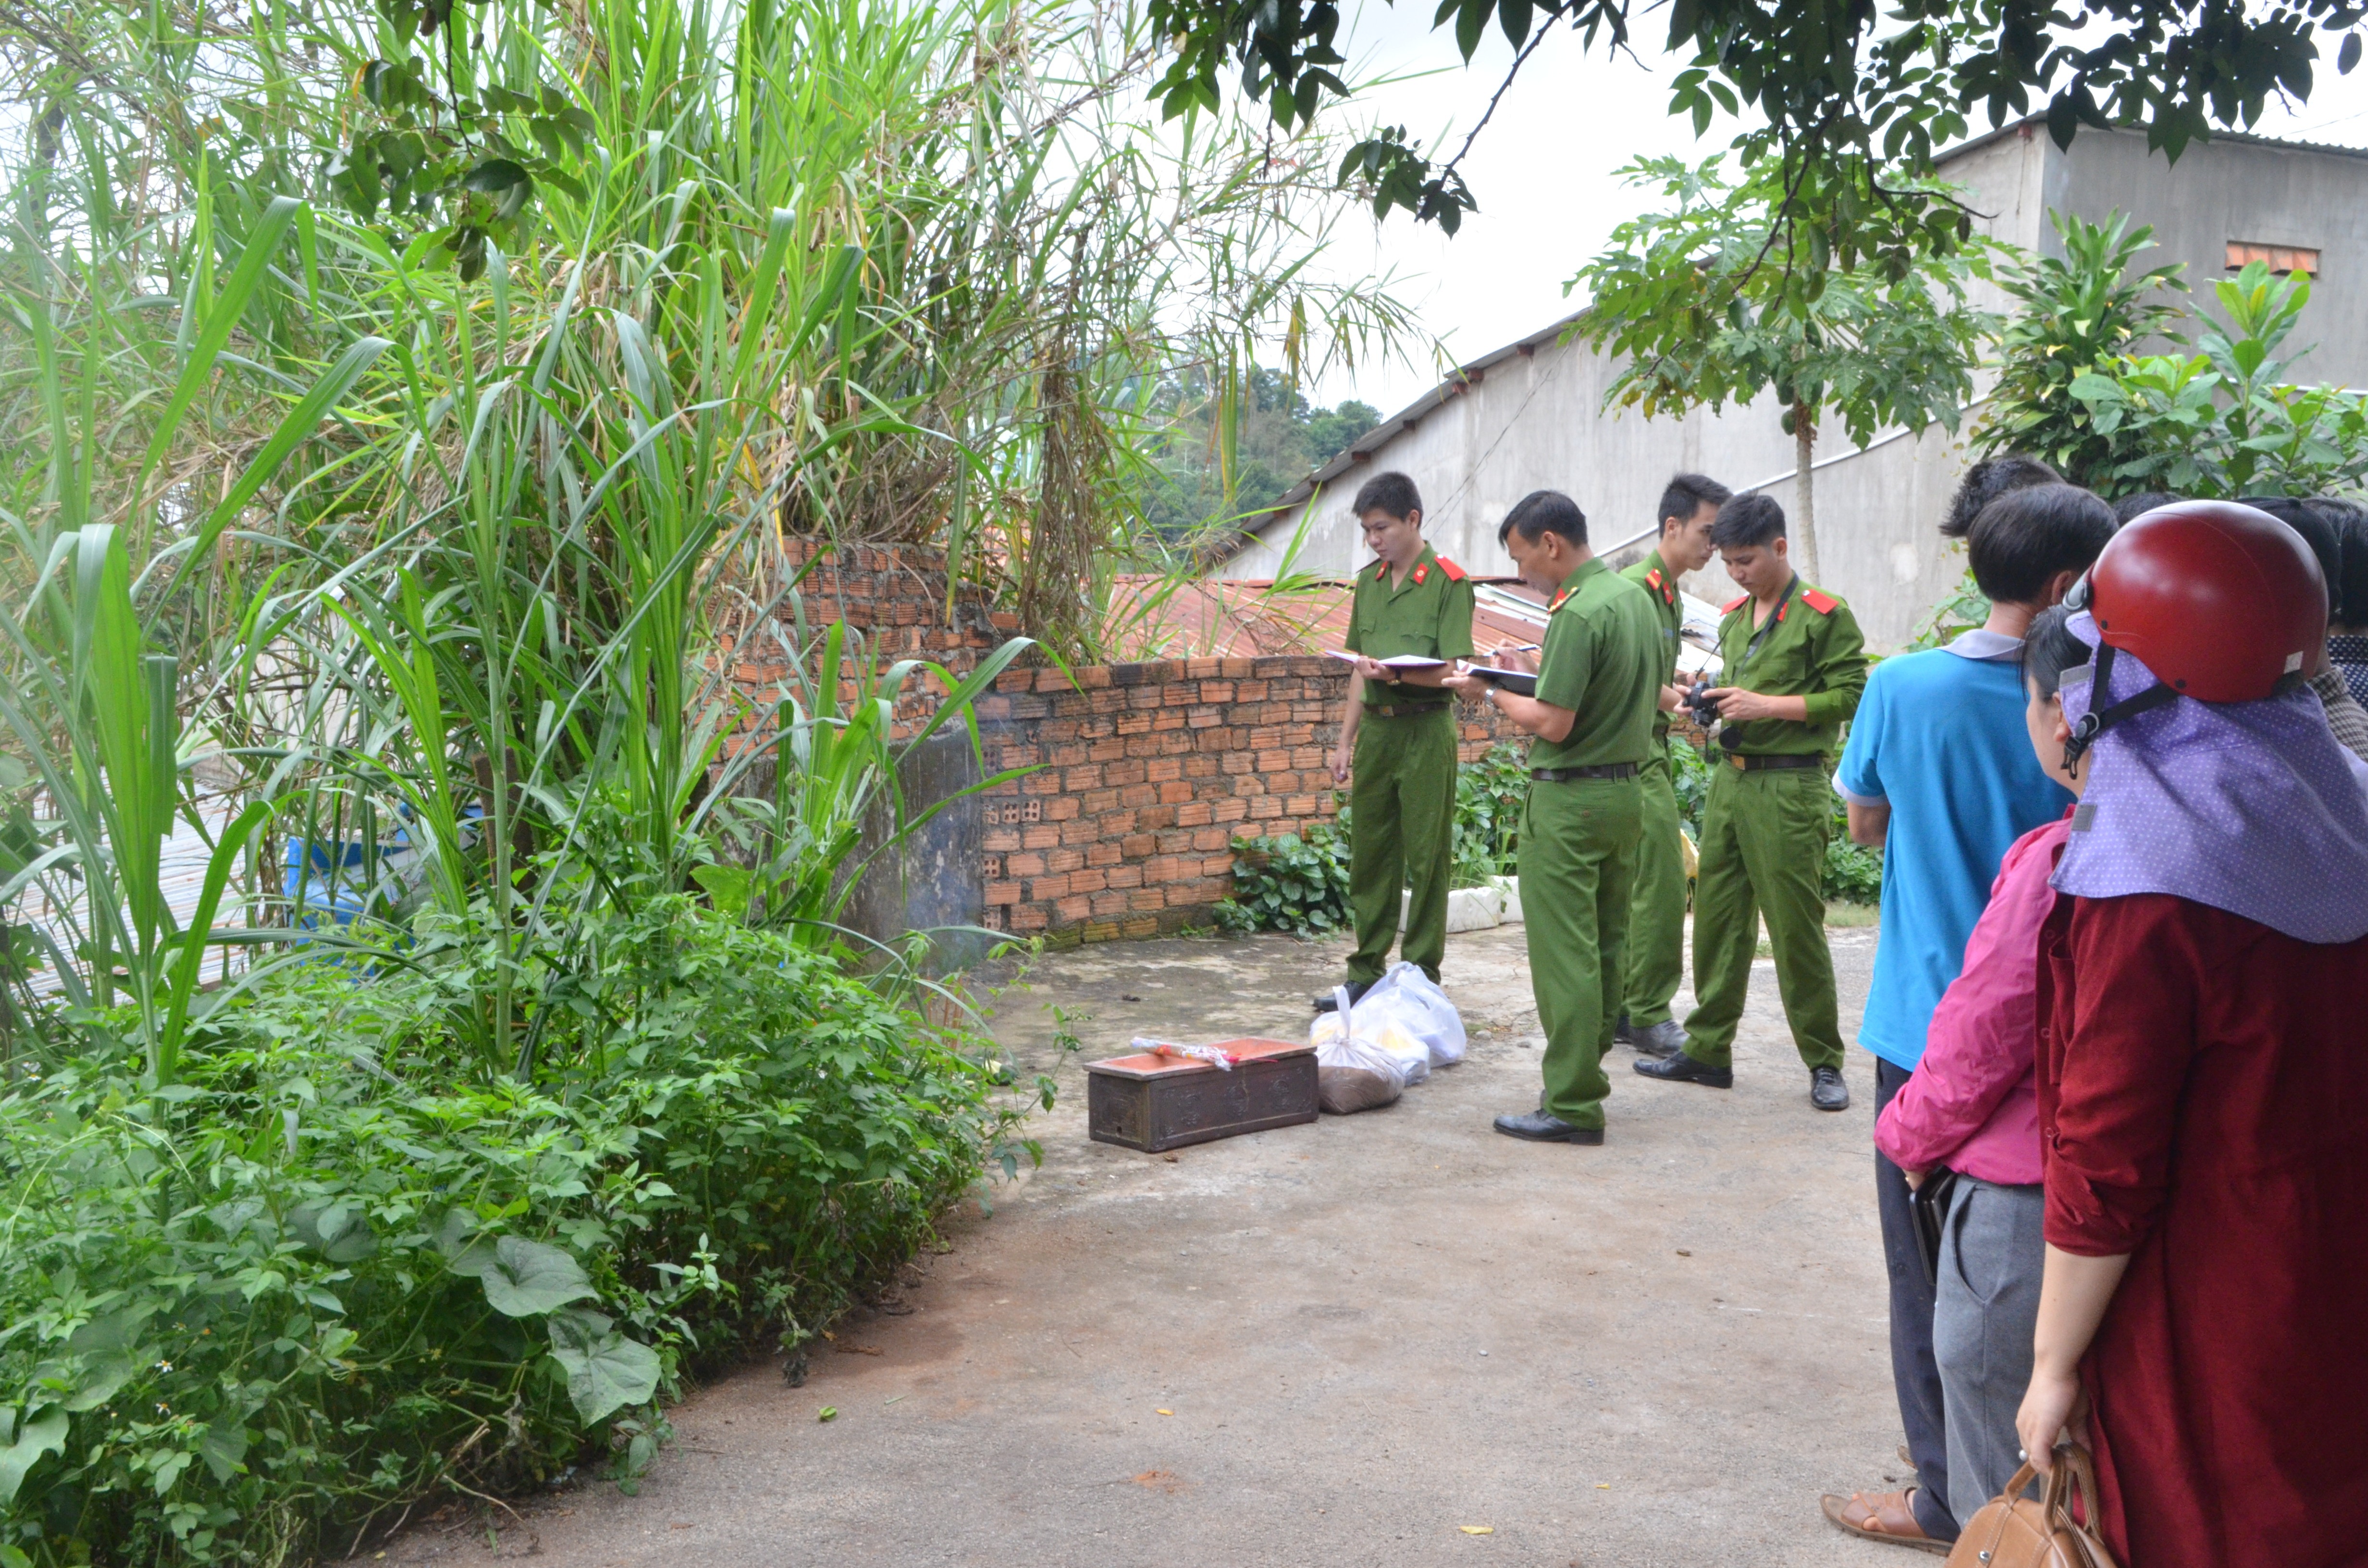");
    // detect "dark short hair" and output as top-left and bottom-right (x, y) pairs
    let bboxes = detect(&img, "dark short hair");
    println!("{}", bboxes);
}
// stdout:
(1497, 490), (1588, 548)
(2023, 603), (2090, 700)
(1353, 471), (1423, 523)
(2111, 490), (2182, 527)
(1710, 492), (1786, 549)
(1657, 473), (1732, 532)
(1943, 455), (2062, 539)
(2239, 496), (2341, 612)
(2310, 495), (2368, 628)
(1966, 484), (2116, 605)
